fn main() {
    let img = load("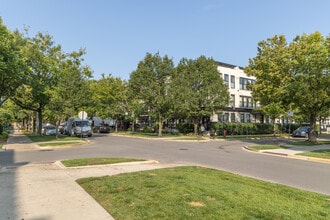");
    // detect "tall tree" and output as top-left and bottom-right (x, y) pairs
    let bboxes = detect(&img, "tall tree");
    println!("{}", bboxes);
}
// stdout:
(0, 19), (26, 105)
(45, 49), (92, 135)
(88, 74), (133, 132)
(171, 56), (229, 135)
(12, 32), (62, 135)
(245, 32), (330, 142)
(129, 52), (174, 136)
